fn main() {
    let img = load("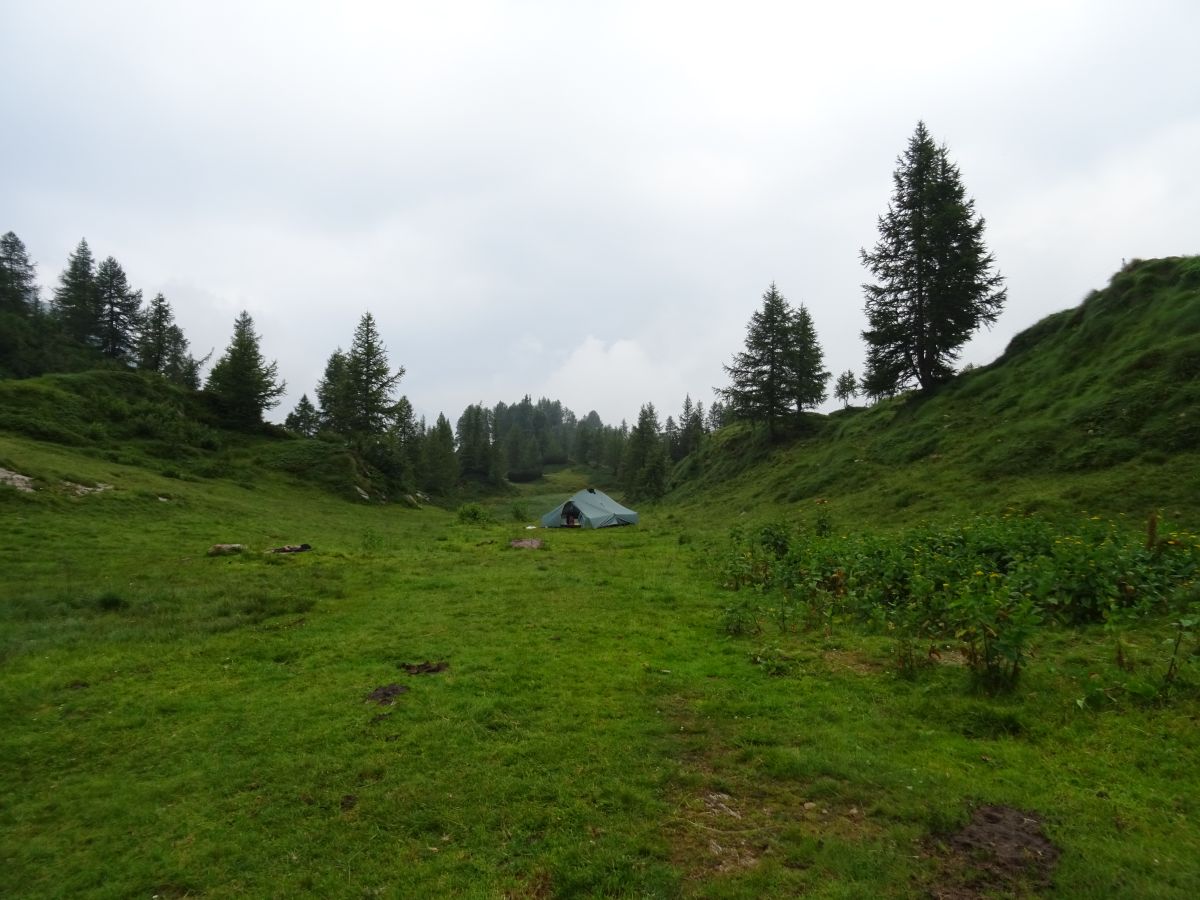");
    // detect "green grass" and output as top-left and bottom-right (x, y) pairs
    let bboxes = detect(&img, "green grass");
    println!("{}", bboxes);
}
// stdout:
(2, 256), (1199, 895)
(672, 257), (1200, 533)
(2, 432), (1199, 896)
